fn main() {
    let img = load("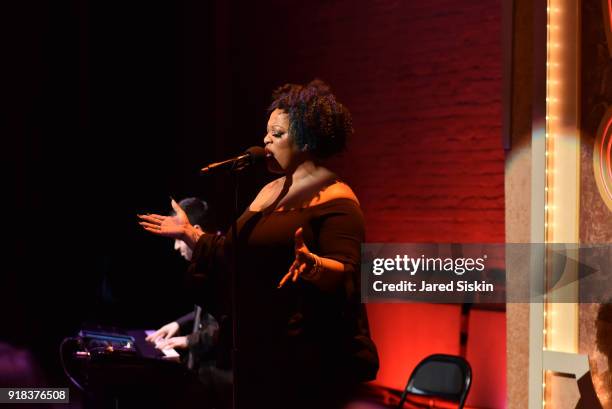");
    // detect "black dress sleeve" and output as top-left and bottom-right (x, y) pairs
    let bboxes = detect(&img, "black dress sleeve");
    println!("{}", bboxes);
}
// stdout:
(314, 199), (365, 296)
(189, 232), (226, 276)
(314, 199), (379, 382)
(316, 200), (364, 260)
(186, 232), (228, 321)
